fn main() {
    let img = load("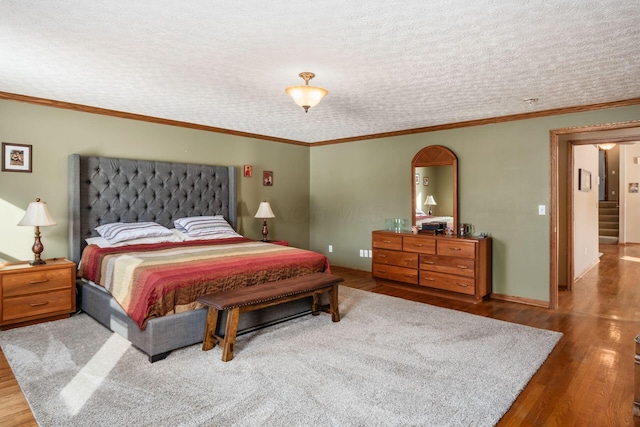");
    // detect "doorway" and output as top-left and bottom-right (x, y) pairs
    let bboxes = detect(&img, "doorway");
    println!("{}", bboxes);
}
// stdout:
(549, 120), (640, 308)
